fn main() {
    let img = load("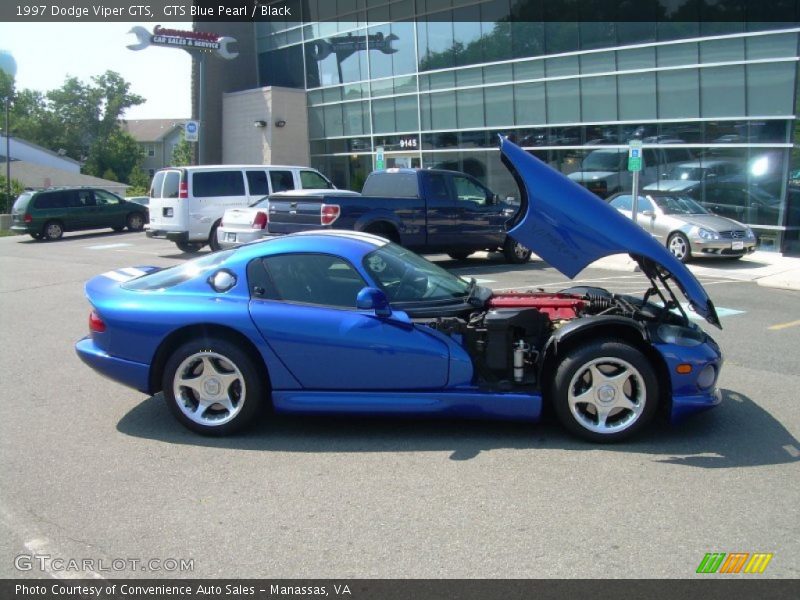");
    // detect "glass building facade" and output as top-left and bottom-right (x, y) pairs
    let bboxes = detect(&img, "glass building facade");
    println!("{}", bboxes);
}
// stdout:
(255, 0), (800, 250)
